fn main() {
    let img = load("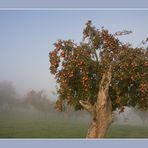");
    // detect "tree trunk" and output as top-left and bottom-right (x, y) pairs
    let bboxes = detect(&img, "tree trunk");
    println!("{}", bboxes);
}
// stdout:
(80, 67), (112, 138)
(86, 97), (112, 138)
